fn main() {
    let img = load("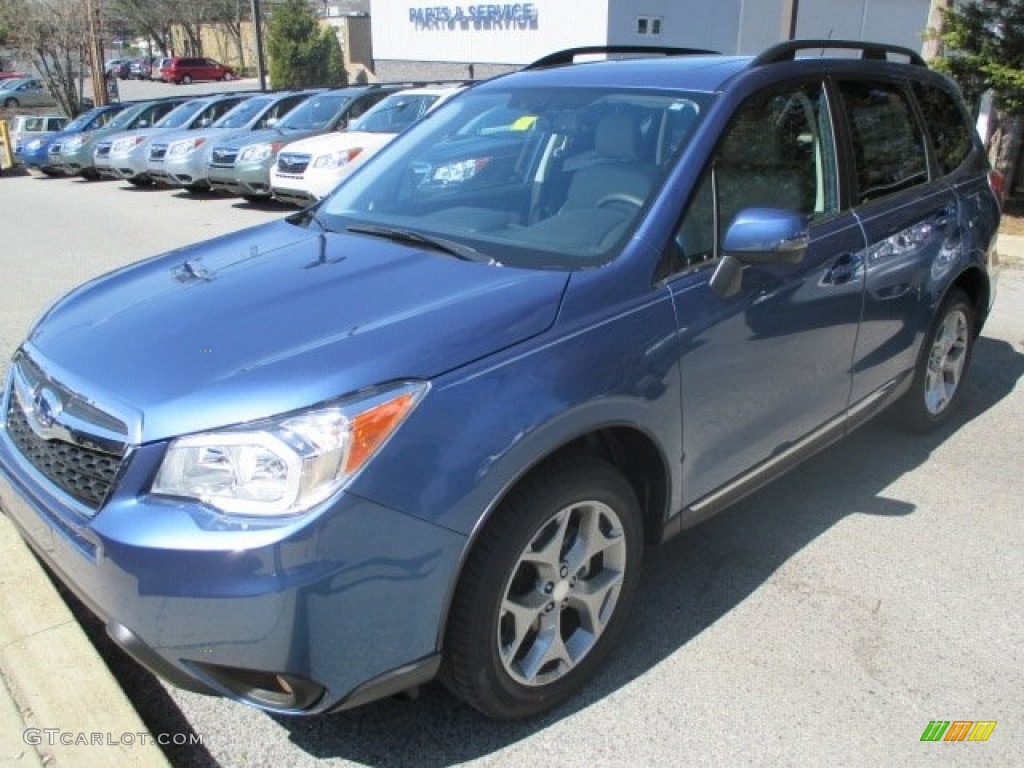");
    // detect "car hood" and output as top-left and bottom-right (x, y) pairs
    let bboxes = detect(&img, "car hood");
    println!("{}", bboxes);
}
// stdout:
(151, 126), (236, 147)
(278, 130), (396, 156)
(27, 219), (568, 442)
(212, 126), (319, 151)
